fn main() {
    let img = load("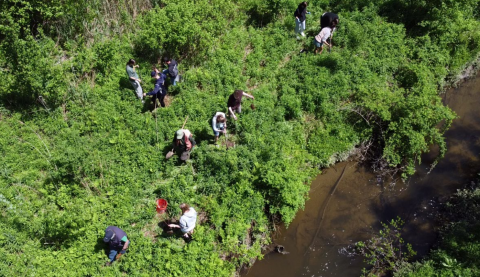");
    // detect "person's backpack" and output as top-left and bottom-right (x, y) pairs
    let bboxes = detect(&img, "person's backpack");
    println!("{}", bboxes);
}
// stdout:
(171, 64), (179, 78)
